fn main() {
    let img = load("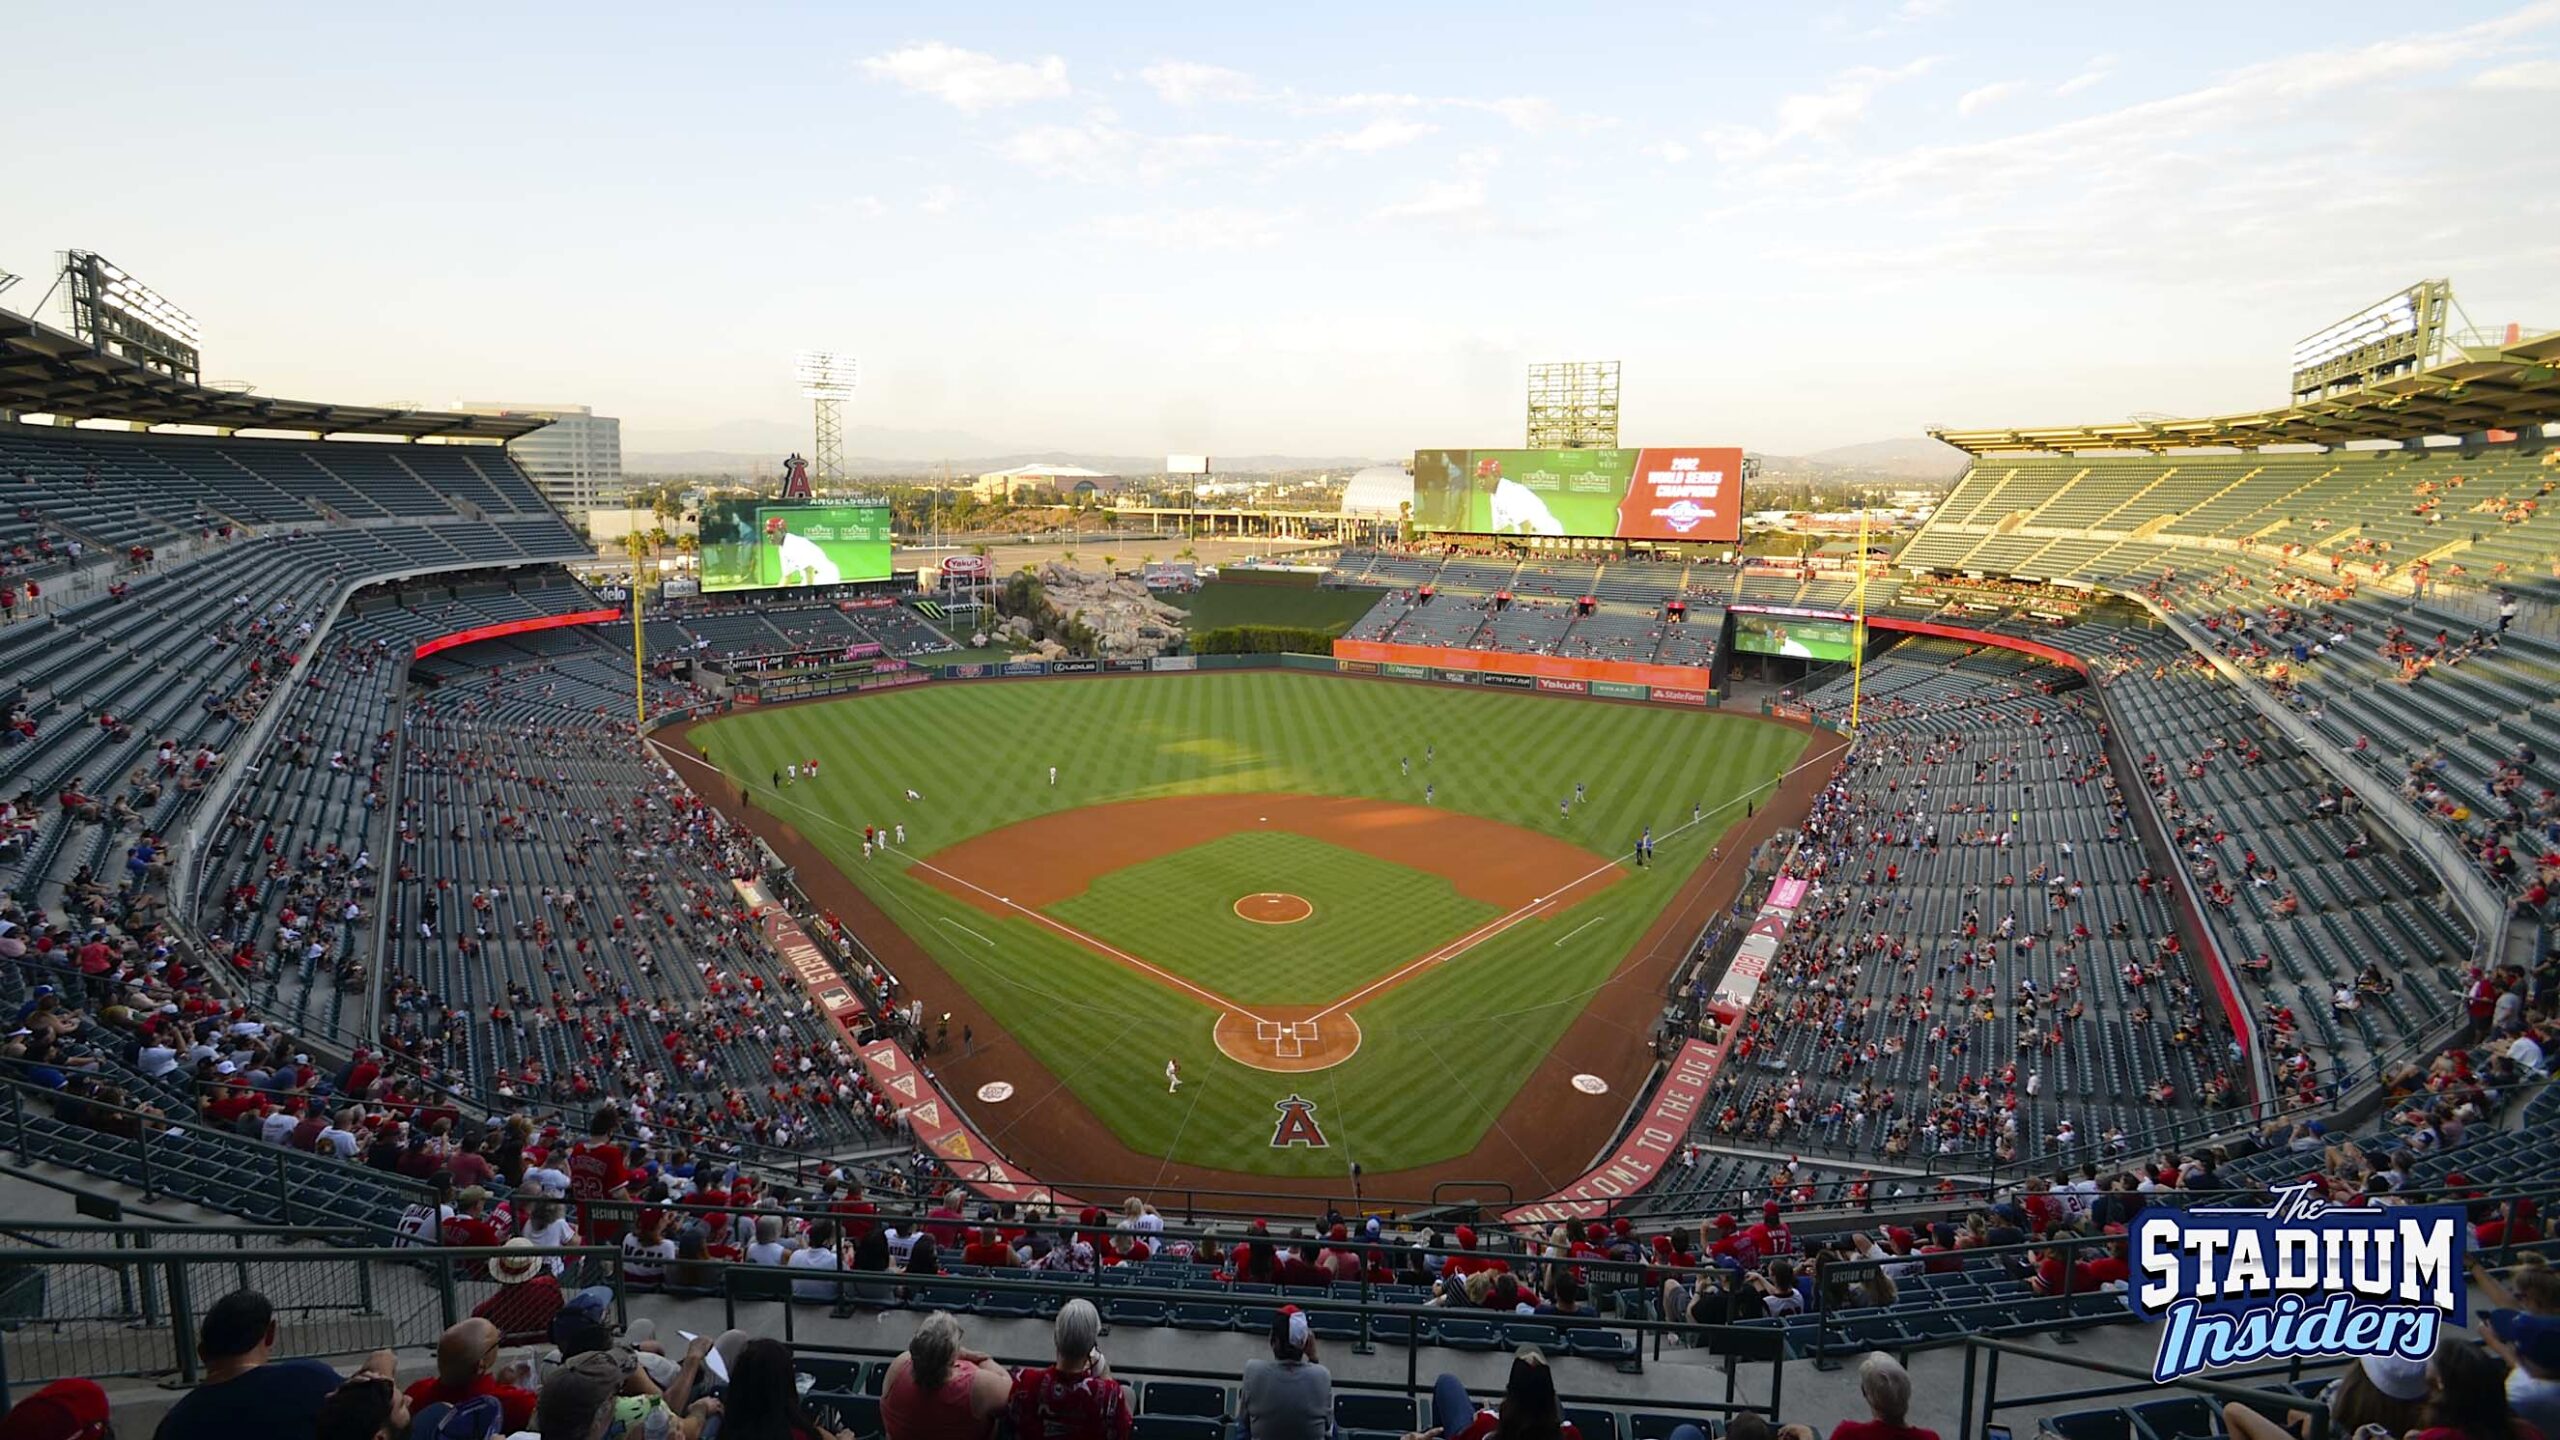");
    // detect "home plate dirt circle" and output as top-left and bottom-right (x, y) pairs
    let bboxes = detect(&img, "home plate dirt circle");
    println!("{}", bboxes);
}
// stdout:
(1213, 1006), (1363, 1072)
(1233, 892), (1314, 925)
